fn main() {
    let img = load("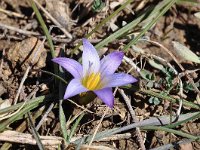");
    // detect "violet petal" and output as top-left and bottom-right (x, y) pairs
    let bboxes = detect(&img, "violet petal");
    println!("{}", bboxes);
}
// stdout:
(94, 88), (114, 108)
(64, 79), (88, 99)
(82, 38), (100, 76)
(100, 51), (124, 76)
(102, 73), (137, 88)
(52, 57), (83, 78)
